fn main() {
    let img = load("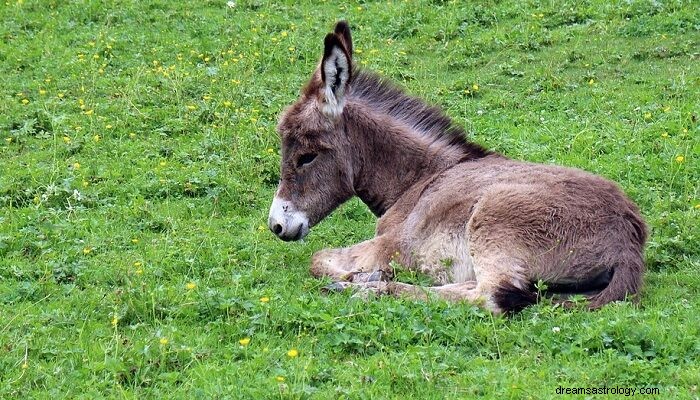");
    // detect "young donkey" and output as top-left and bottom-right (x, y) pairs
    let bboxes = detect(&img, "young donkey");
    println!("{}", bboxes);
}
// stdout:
(268, 21), (647, 313)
